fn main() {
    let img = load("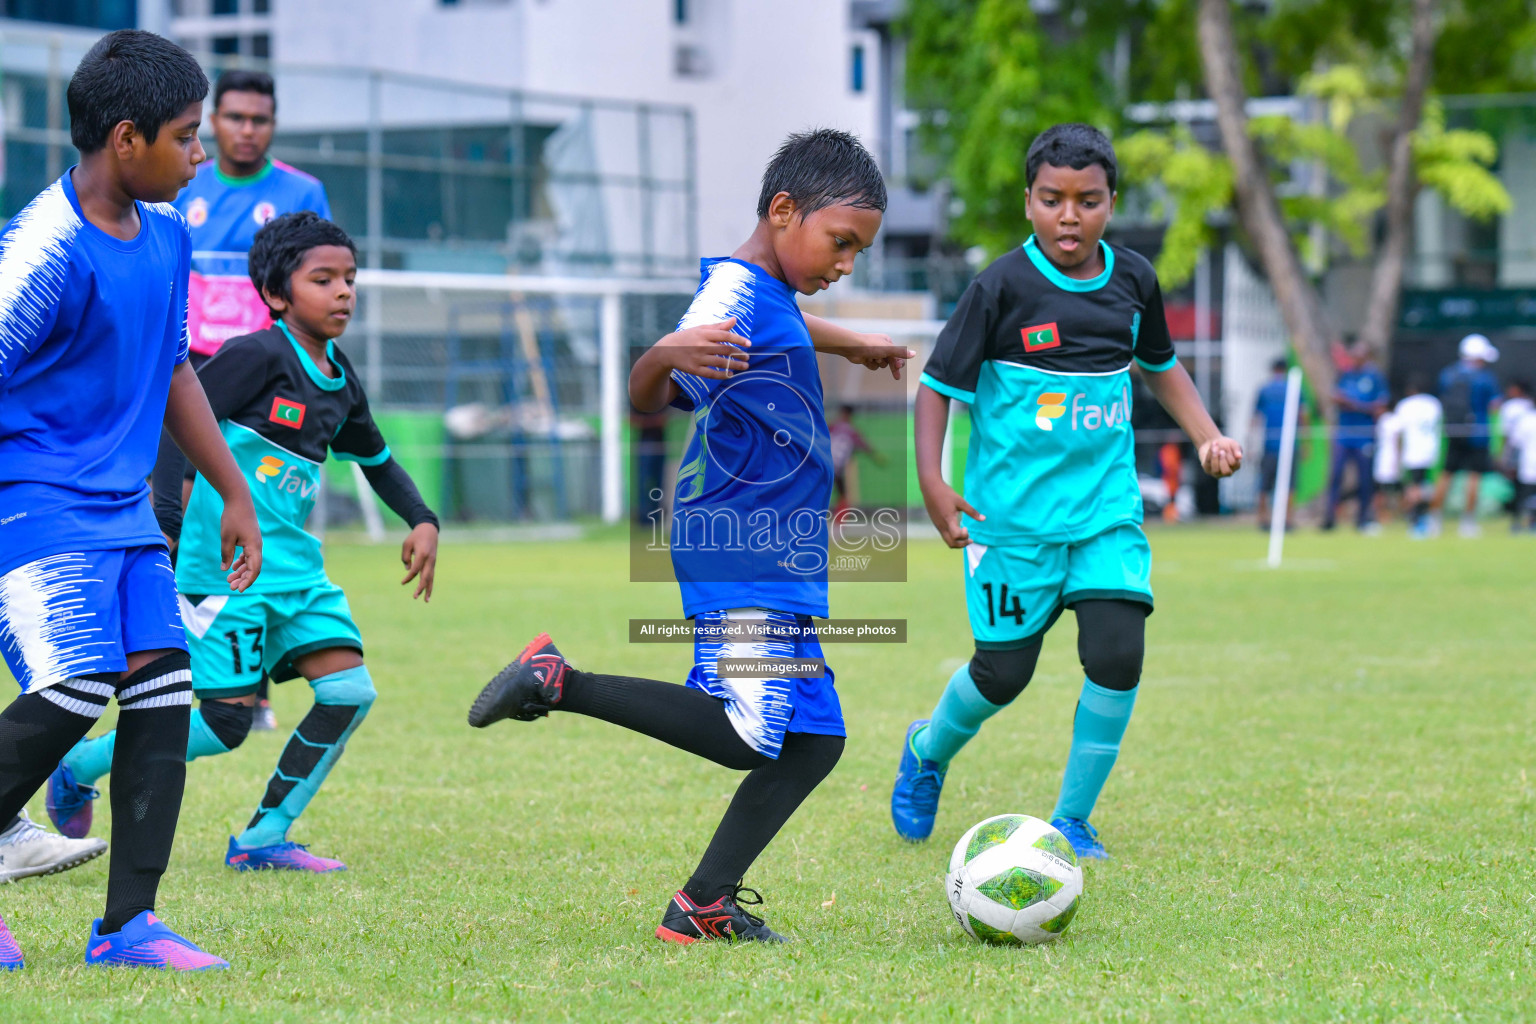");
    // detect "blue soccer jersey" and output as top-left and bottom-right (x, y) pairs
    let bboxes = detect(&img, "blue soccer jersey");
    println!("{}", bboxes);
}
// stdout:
(176, 158), (330, 258)
(921, 236), (1177, 547)
(0, 171), (191, 578)
(175, 159), (330, 357)
(1254, 376), (1291, 454)
(668, 258), (833, 619)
